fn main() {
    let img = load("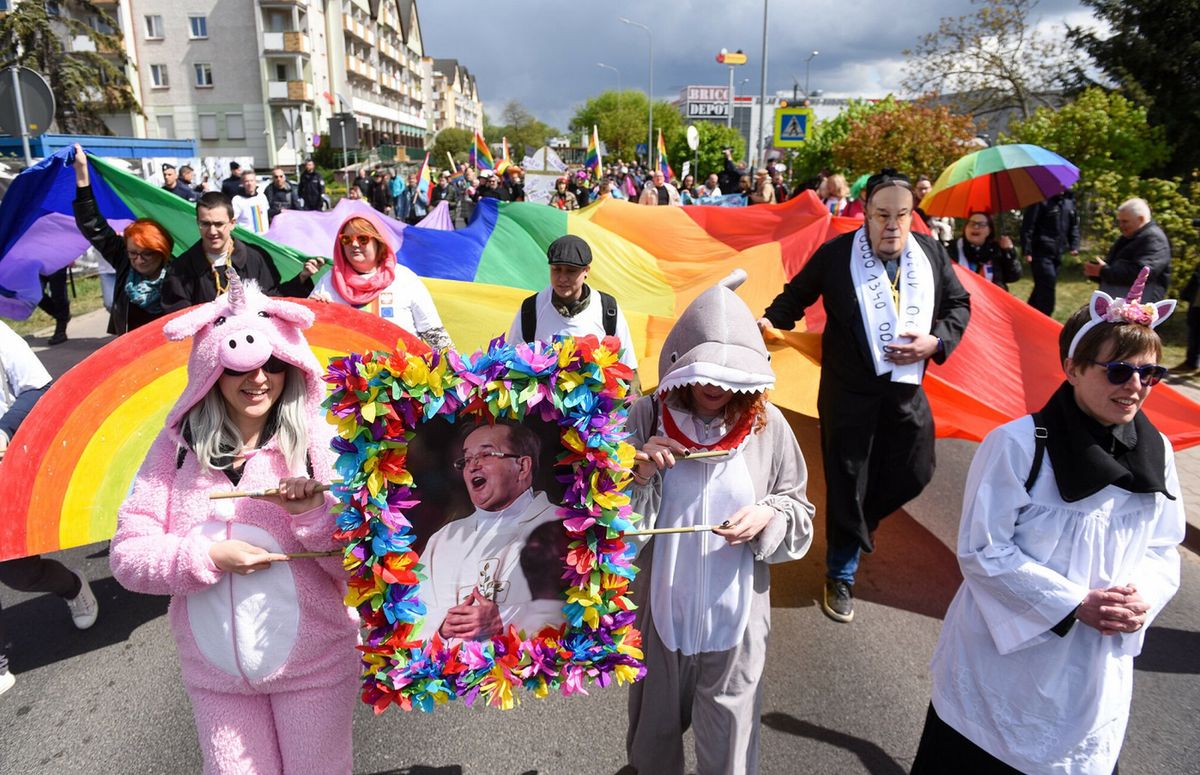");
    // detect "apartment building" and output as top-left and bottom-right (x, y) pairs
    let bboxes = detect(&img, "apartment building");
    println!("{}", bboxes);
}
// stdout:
(429, 58), (482, 136)
(37, 0), (484, 168)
